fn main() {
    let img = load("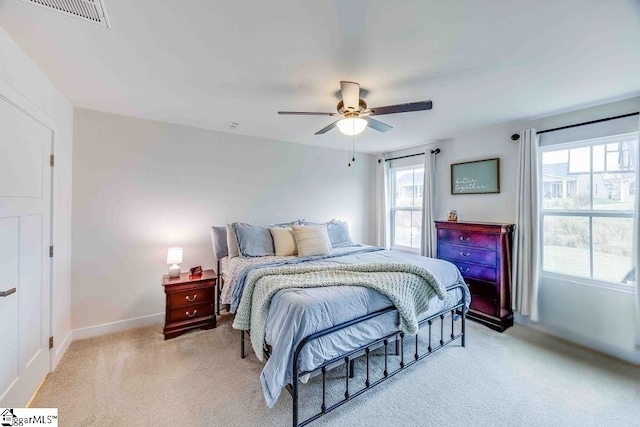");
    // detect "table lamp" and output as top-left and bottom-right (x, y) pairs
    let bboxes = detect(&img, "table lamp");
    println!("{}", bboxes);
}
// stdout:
(166, 247), (183, 278)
